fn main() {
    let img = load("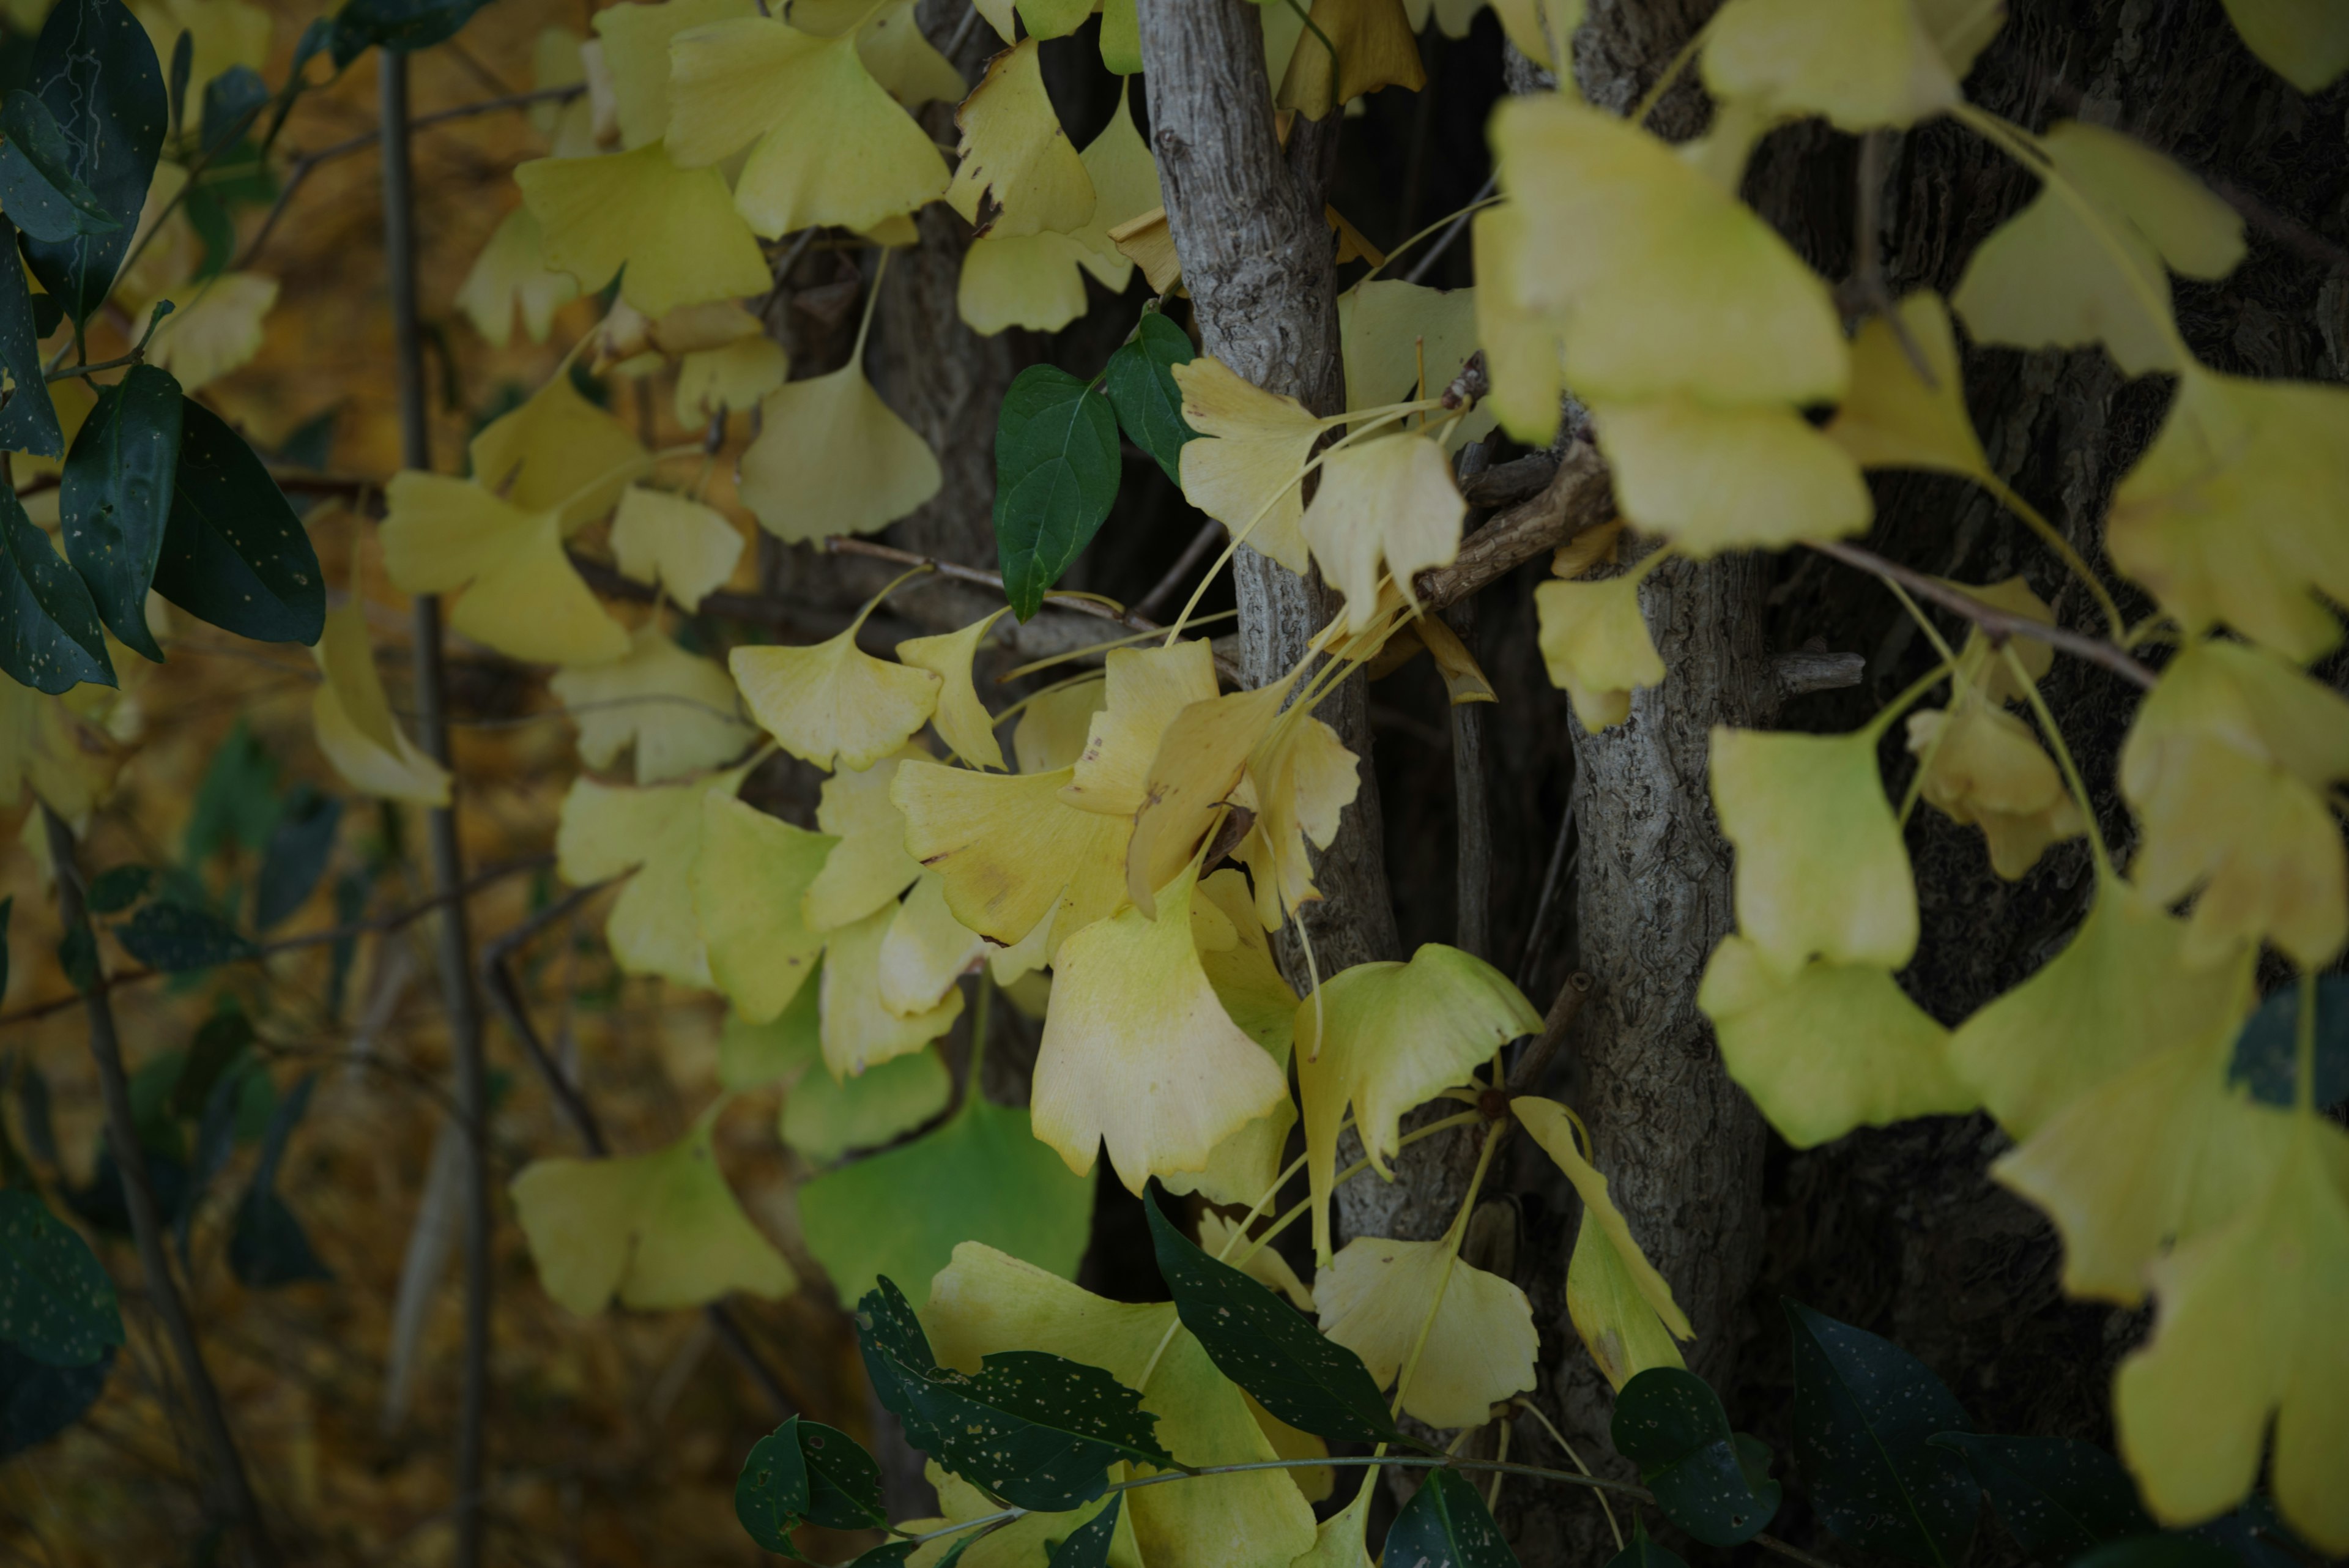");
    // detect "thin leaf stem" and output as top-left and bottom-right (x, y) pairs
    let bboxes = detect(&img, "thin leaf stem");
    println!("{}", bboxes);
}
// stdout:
(1511, 1398), (1622, 1548)
(1858, 660), (1954, 748)
(998, 609), (1239, 683)
(1387, 1123), (1499, 1422)
(1629, 15), (1716, 126)
(1228, 1112), (1483, 1271)
(43, 300), (176, 383)
(2003, 642), (2114, 880)
(1974, 473), (2126, 637)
